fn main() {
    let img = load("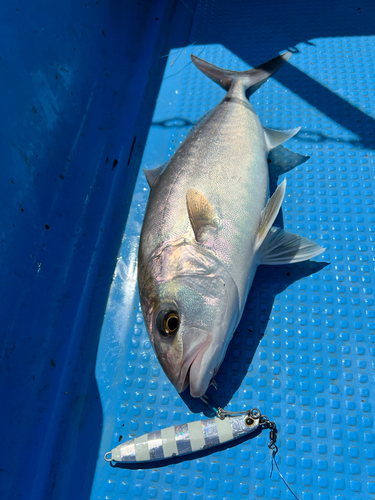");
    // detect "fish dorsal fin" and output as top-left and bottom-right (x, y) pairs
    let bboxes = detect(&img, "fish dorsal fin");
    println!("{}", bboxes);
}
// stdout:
(256, 179), (286, 249)
(264, 126), (300, 151)
(143, 163), (167, 188)
(186, 189), (218, 241)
